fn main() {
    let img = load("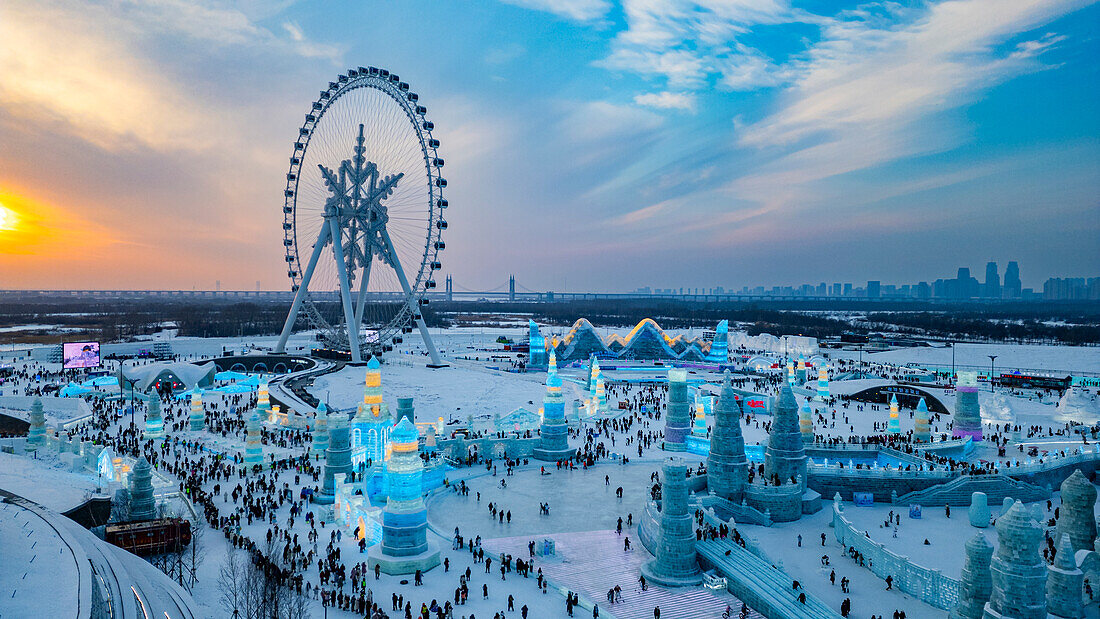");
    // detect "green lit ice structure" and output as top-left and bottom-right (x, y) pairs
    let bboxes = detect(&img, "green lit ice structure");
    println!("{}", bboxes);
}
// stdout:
(368, 418), (440, 575)
(641, 457), (702, 586)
